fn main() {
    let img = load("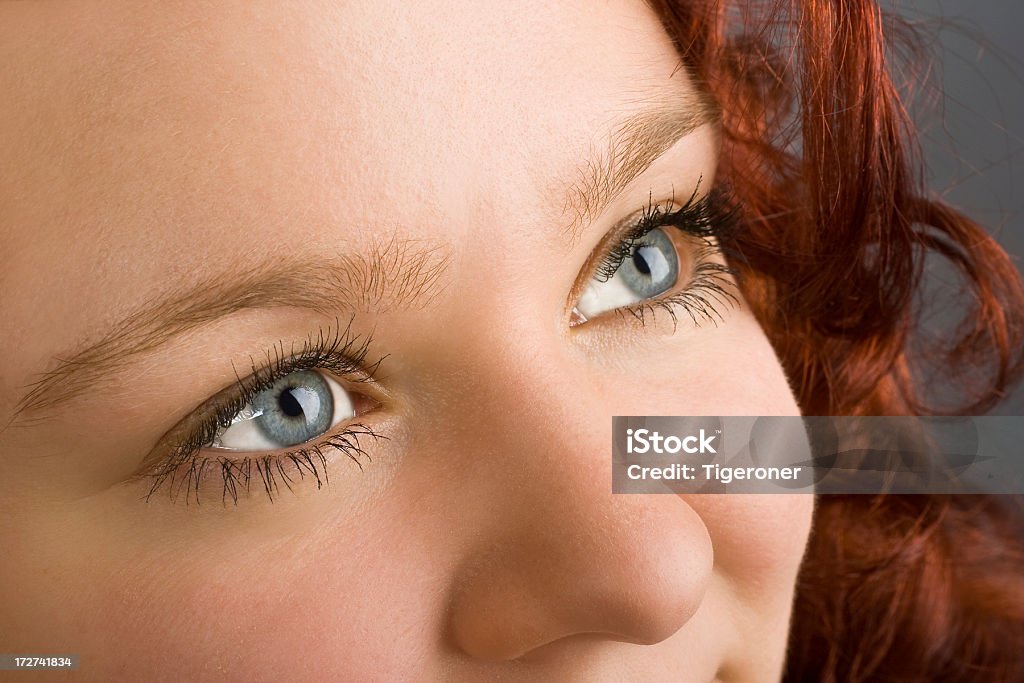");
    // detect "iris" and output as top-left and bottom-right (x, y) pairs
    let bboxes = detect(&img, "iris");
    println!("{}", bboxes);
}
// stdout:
(620, 229), (678, 299)
(250, 370), (335, 447)
(577, 227), (680, 318)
